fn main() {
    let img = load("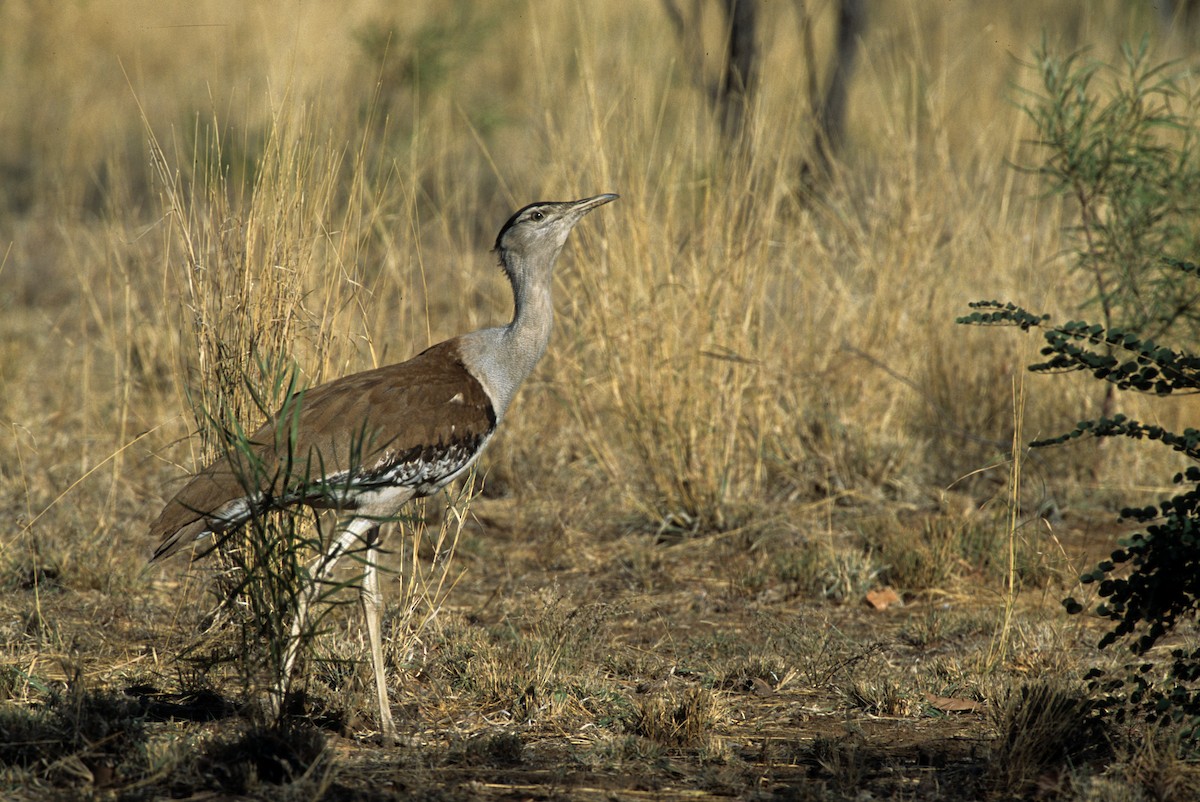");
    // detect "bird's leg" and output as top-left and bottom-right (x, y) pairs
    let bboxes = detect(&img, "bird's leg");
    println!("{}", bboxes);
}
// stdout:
(275, 517), (375, 721)
(359, 524), (398, 744)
